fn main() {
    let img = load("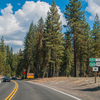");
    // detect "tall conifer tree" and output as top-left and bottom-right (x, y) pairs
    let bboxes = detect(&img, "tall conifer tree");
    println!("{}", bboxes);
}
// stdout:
(44, 0), (64, 77)
(64, 0), (85, 77)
